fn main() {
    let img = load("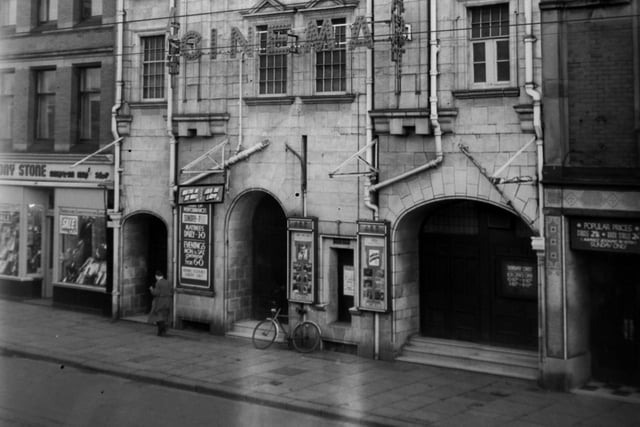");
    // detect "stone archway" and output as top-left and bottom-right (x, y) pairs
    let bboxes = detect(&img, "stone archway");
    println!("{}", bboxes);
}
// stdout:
(121, 212), (168, 317)
(226, 191), (287, 324)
